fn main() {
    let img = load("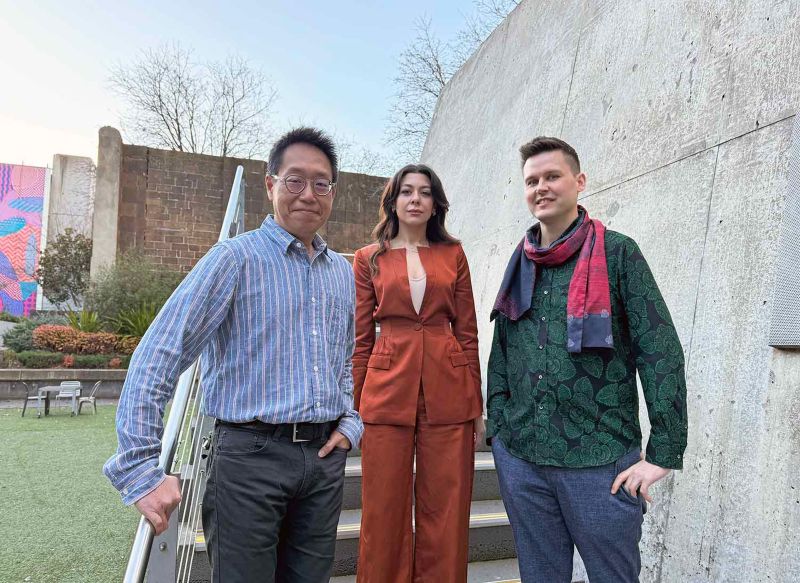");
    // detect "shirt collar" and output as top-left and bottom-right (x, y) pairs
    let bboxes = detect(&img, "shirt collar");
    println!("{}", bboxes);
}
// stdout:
(261, 215), (331, 261)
